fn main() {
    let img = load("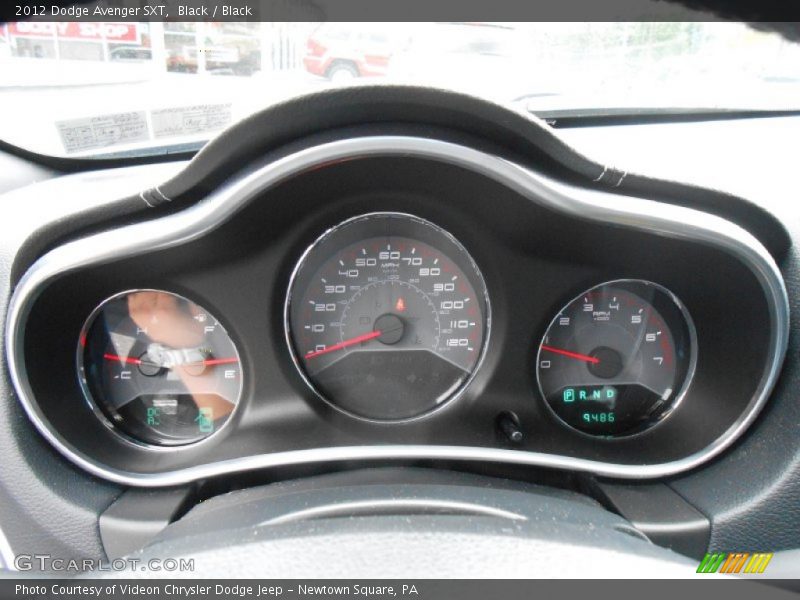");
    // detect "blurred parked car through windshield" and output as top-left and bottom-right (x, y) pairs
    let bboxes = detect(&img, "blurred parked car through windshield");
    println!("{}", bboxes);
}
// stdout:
(1, 21), (798, 158)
